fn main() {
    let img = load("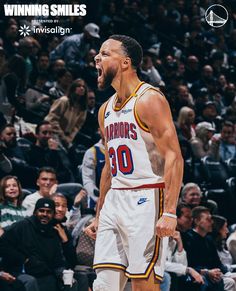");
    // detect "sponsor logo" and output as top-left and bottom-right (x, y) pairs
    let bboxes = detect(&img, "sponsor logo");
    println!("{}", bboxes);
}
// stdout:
(105, 111), (111, 119)
(19, 25), (31, 37)
(205, 4), (228, 28)
(18, 25), (72, 37)
(121, 109), (132, 114)
(137, 197), (149, 205)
